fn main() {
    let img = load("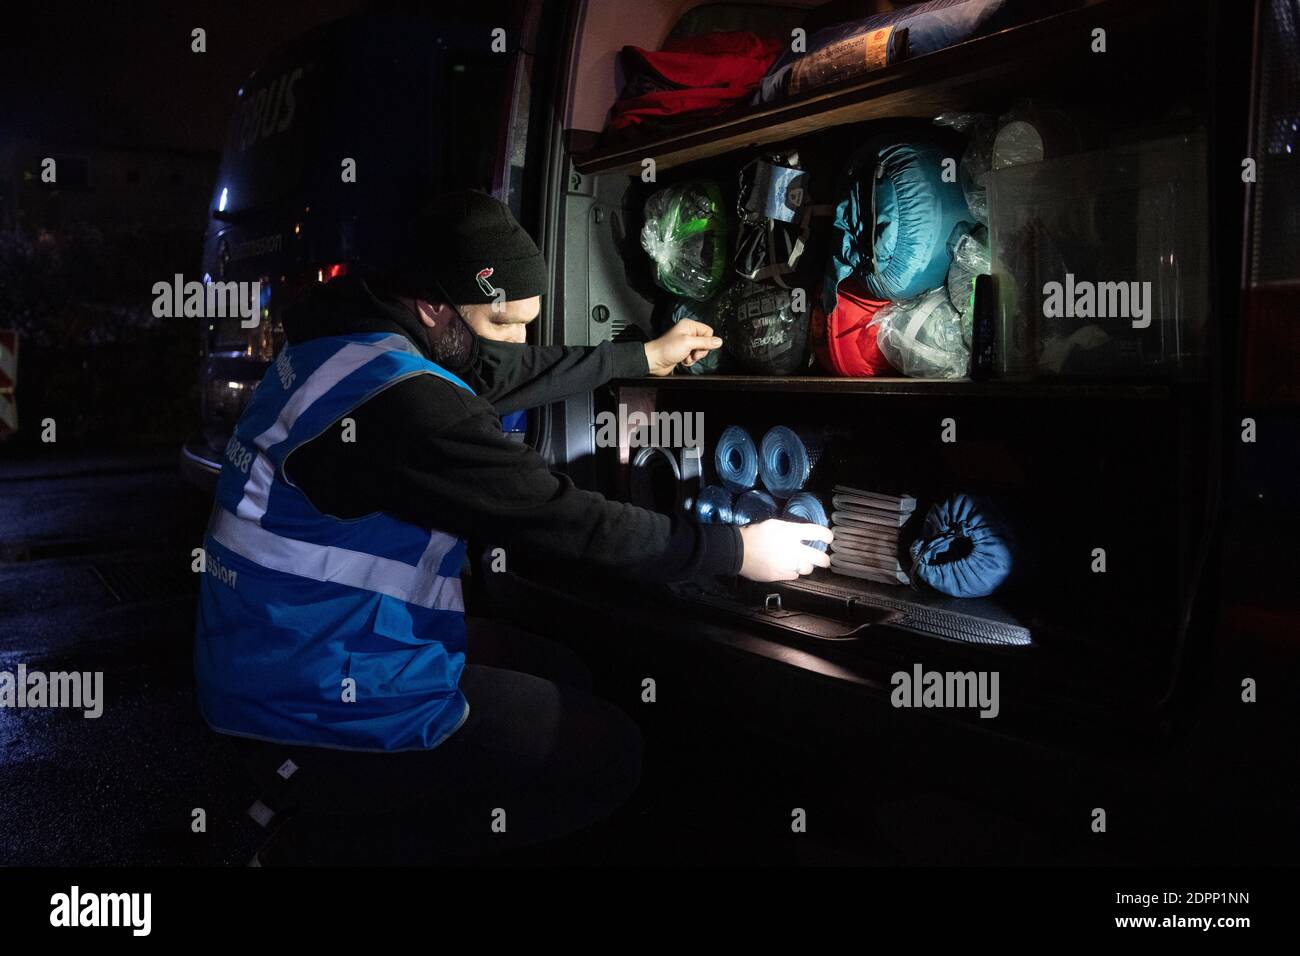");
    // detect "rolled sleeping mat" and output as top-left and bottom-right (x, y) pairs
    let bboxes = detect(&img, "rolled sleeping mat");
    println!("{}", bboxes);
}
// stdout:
(781, 491), (830, 552)
(714, 425), (759, 492)
(733, 489), (779, 526)
(758, 425), (825, 498)
(692, 484), (735, 525)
